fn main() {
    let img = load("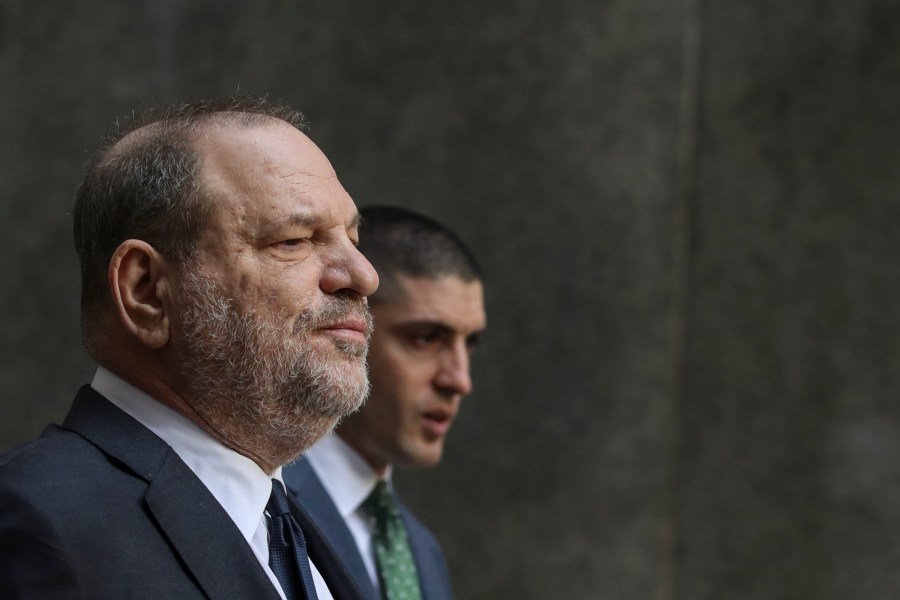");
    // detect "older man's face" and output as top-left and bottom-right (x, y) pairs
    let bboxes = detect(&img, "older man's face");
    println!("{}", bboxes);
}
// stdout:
(169, 121), (379, 443)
